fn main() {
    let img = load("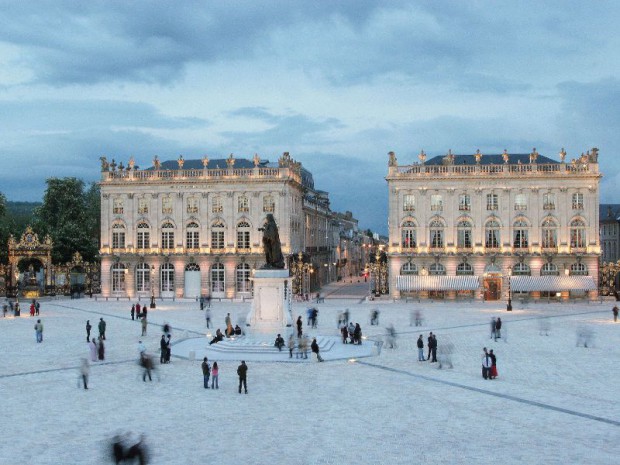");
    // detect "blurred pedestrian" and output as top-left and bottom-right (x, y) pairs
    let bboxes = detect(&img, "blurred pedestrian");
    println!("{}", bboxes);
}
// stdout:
(86, 320), (92, 341)
(89, 338), (97, 362)
(79, 358), (89, 389)
(311, 337), (324, 362)
(429, 334), (437, 363)
(97, 336), (105, 361)
(141, 316), (147, 336)
(205, 307), (212, 328)
(495, 317), (502, 339)
(34, 319), (43, 343)
(613, 305), (619, 322)
(490, 317), (497, 340)
(370, 309), (380, 326)
(288, 334), (295, 358)
(131, 304), (135, 321)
